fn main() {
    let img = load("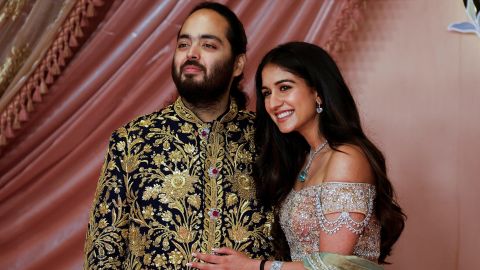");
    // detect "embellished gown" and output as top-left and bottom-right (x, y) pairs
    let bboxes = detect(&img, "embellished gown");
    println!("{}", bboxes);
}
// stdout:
(279, 182), (382, 269)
